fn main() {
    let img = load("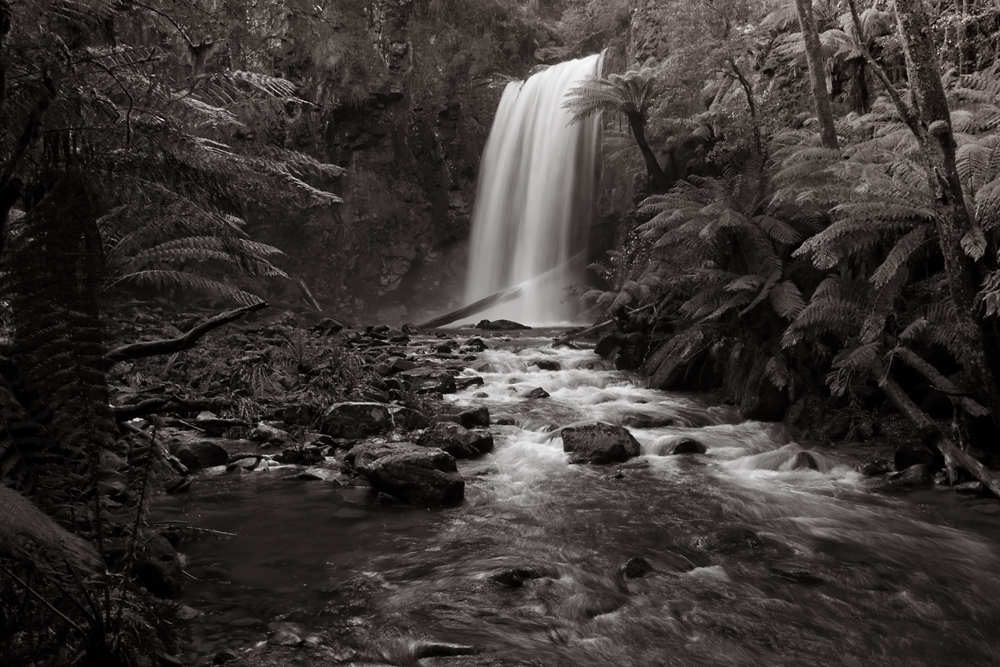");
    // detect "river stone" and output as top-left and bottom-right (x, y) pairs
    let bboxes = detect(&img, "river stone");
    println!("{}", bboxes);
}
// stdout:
(595, 335), (628, 358)
(397, 367), (457, 394)
(364, 449), (465, 506)
(133, 534), (182, 597)
(251, 422), (292, 445)
(167, 438), (228, 470)
(418, 422), (494, 459)
(390, 405), (431, 430)
(561, 422), (641, 464)
(619, 556), (653, 578)
(665, 438), (707, 455)
(476, 319), (531, 330)
(322, 402), (392, 438)
(893, 441), (936, 471)
(344, 442), (421, 473)
(522, 387), (550, 399)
